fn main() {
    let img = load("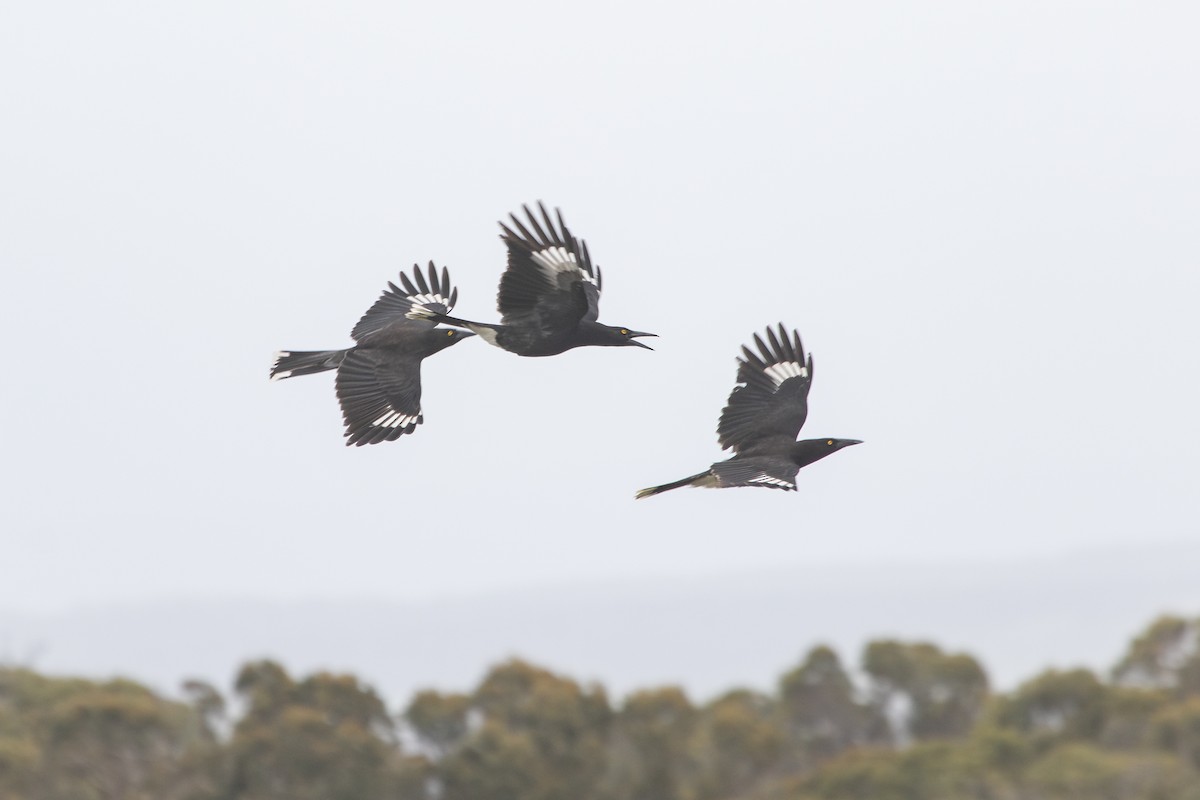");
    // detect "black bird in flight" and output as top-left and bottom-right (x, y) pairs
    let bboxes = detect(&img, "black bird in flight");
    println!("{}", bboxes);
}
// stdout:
(412, 202), (656, 355)
(636, 324), (860, 498)
(271, 262), (475, 446)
